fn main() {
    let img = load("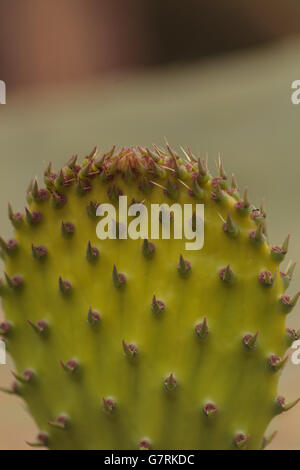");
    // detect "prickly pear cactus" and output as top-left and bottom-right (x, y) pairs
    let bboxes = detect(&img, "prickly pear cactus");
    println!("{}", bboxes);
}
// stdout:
(0, 145), (299, 450)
